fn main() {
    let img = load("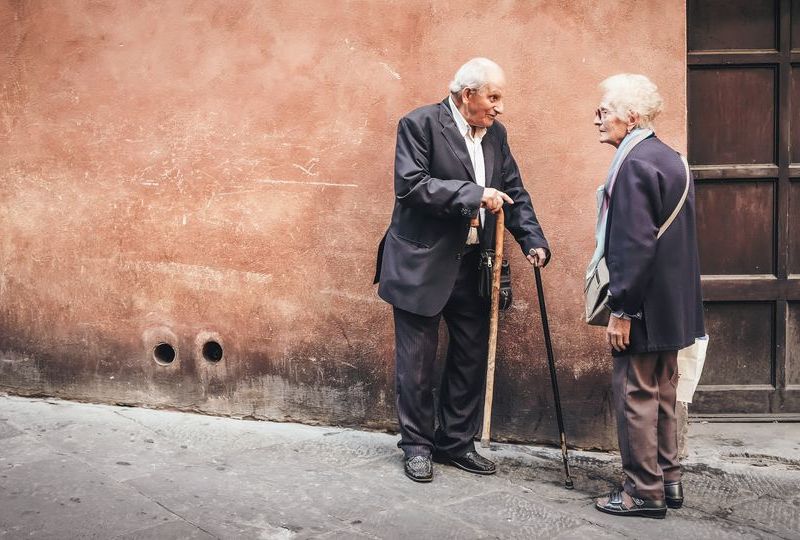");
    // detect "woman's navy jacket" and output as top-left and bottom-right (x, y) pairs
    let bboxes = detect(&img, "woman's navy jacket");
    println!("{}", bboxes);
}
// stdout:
(604, 135), (706, 356)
